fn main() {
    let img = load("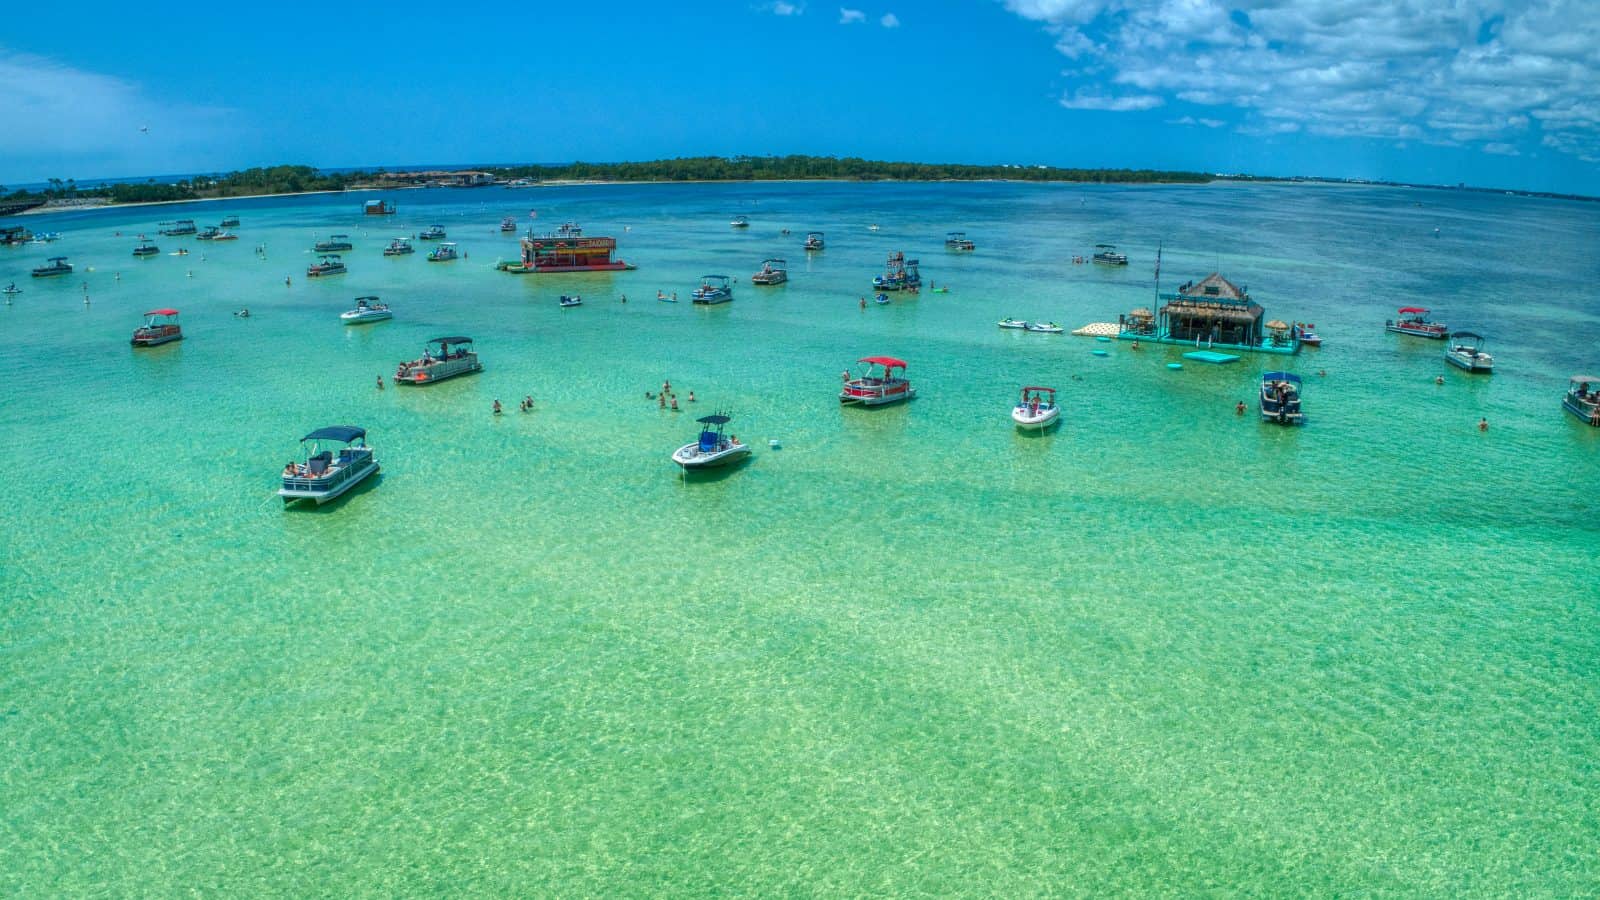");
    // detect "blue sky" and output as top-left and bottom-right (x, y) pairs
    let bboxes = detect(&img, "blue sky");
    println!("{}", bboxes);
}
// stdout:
(5, 0), (1598, 193)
